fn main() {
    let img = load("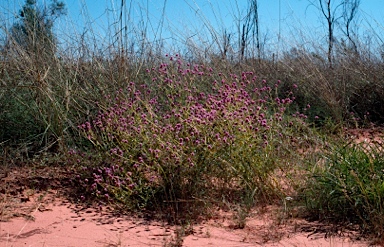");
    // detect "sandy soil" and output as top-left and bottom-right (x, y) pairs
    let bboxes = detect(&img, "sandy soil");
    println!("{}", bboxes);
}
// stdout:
(1, 128), (382, 247)
(0, 191), (372, 247)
